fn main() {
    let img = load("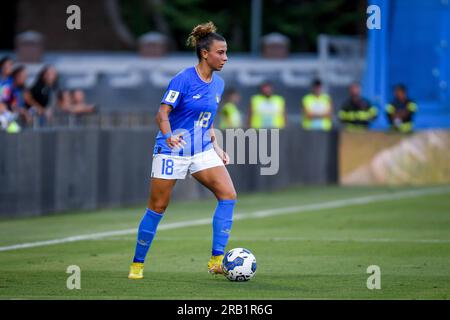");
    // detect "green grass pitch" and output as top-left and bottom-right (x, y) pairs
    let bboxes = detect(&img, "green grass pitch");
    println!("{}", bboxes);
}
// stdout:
(0, 185), (449, 300)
